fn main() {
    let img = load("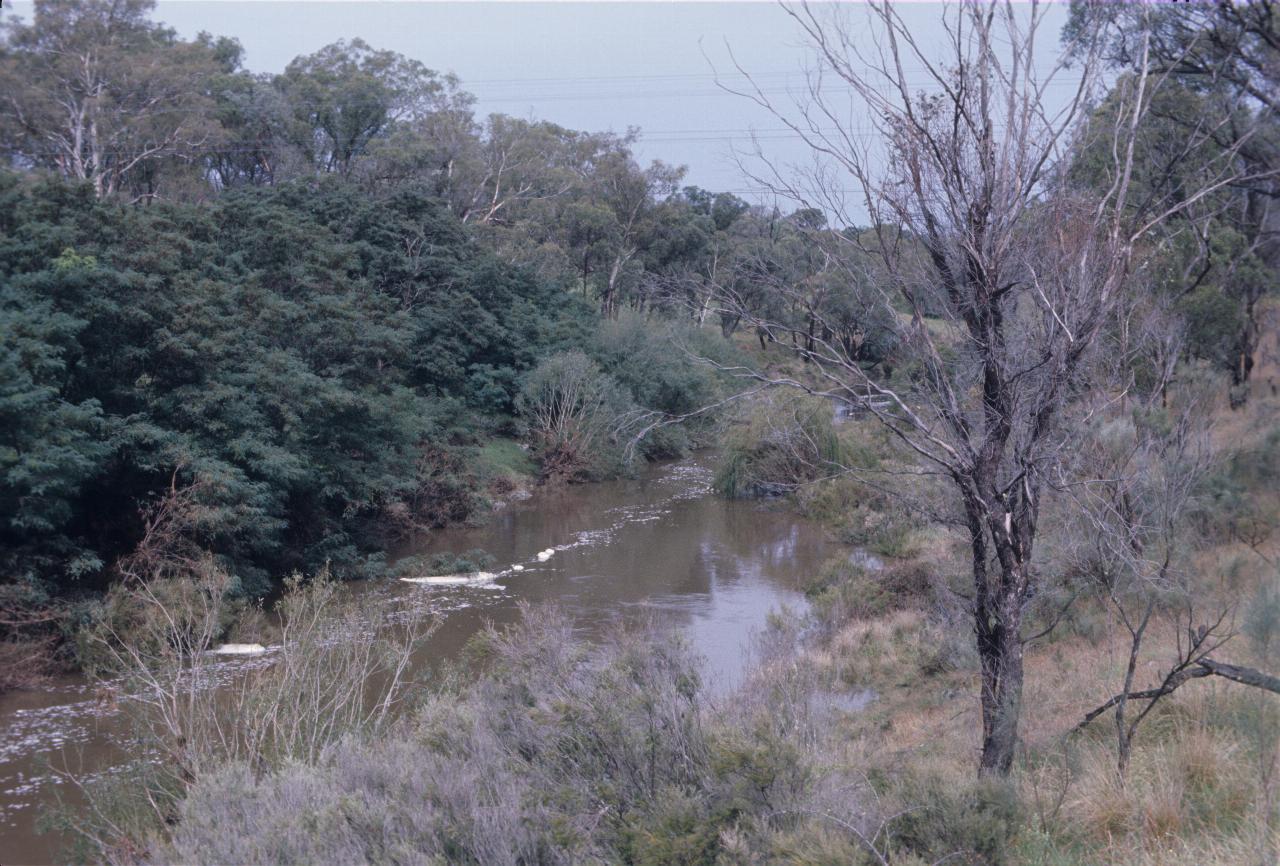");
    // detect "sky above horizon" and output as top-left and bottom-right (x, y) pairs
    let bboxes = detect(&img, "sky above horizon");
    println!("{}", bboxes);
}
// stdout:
(4, 1), (1074, 218)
